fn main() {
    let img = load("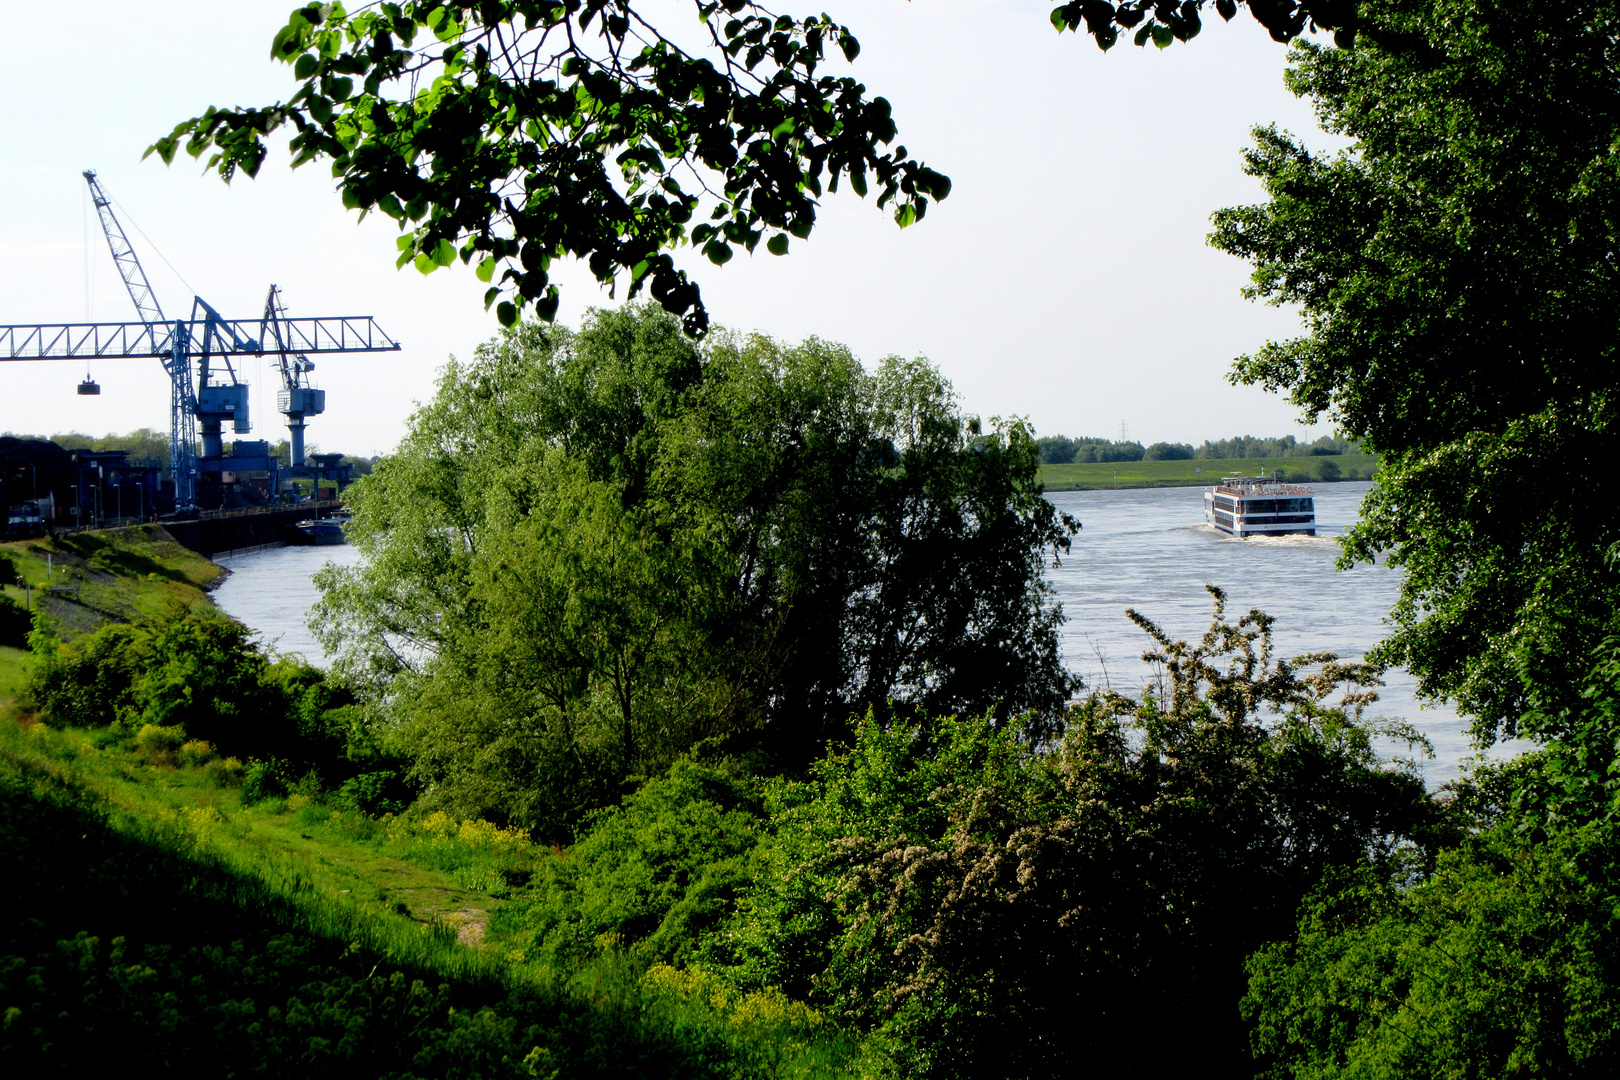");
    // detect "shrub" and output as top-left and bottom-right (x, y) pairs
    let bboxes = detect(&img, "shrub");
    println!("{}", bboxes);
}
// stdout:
(710, 588), (1451, 1080)
(1316, 458), (1342, 481)
(134, 724), (187, 766)
(177, 740), (218, 768)
(200, 756), (245, 788)
(240, 760), (288, 805)
(488, 761), (761, 970)
(336, 770), (407, 817)
(0, 554), (18, 587)
(1034, 436), (1080, 464)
